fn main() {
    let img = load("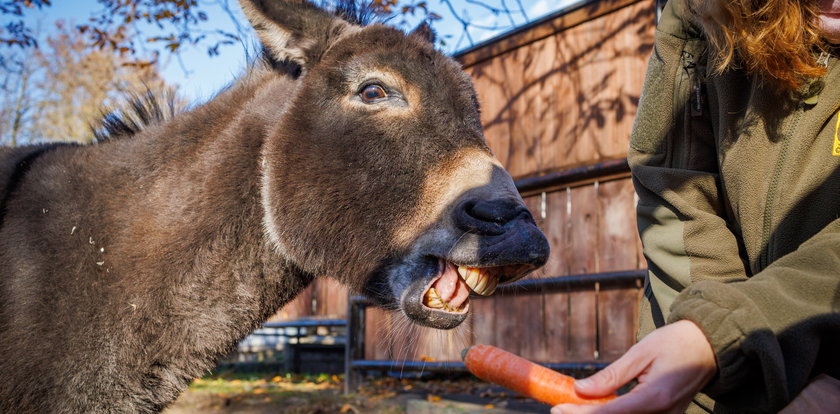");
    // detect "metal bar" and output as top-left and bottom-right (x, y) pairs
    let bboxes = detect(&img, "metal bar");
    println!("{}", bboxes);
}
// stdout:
(514, 158), (630, 194)
(492, 270), (645, 296)
(344, 295), (366, 394)
(350, 360), (608, 374)
(262, 319), (346, 329)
